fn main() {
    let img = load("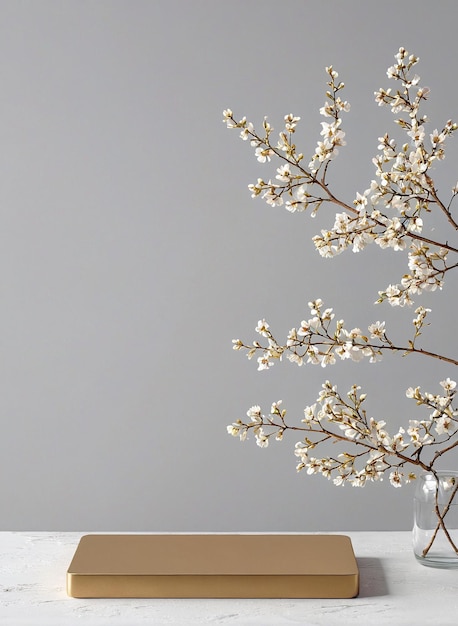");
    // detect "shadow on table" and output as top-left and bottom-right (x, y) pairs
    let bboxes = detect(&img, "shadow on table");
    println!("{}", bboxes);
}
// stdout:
(356, 558), (388, 598)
